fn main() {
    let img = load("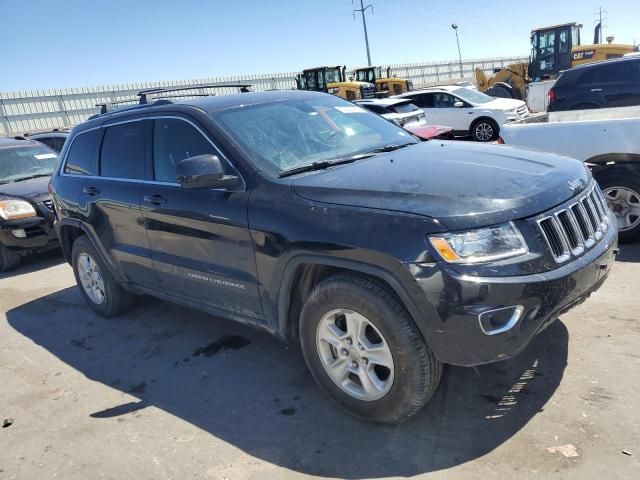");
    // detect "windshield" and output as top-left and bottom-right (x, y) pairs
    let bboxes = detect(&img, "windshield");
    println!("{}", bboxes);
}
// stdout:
(0, 144), (58, 183)
(212, 95), (418, 175)
(355, 67), (381, 83)
(452, 87), (493, 104)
